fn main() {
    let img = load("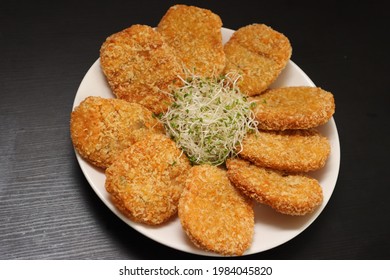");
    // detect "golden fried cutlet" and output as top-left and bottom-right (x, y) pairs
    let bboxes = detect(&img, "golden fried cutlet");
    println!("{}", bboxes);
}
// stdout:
(157, 4), (225, 77)
(239, 129), (330, 172)
(226, 158), (323, 216)
(100, 24), (184, 114)
(252, 86), (335, 130)
(178, 165), (254, 256)
(223, 24), (292, 96)
(105, 134), (191, 225)
(70, 96), (164, 169)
